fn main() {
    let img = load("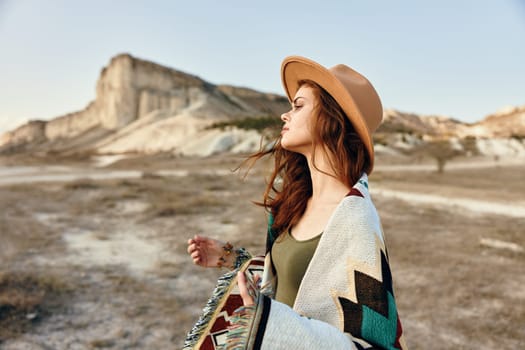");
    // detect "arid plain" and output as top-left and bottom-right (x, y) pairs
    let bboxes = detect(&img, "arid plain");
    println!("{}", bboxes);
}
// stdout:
(0, 153), (524, 349)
